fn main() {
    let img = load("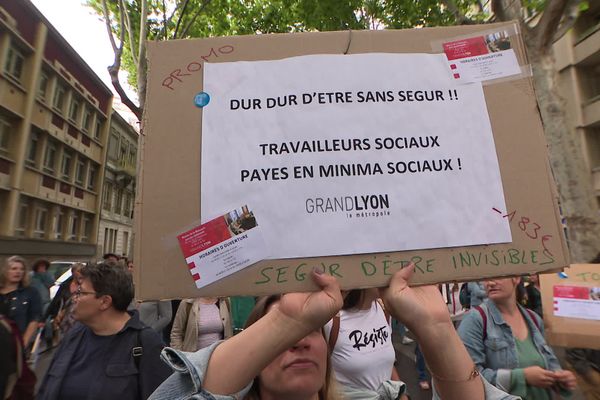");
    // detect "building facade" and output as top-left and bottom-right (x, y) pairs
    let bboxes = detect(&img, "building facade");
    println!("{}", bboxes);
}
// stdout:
(0, 1), (113, 262)
(97, 111), (137, 259)
(554, 3), (600, 207)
